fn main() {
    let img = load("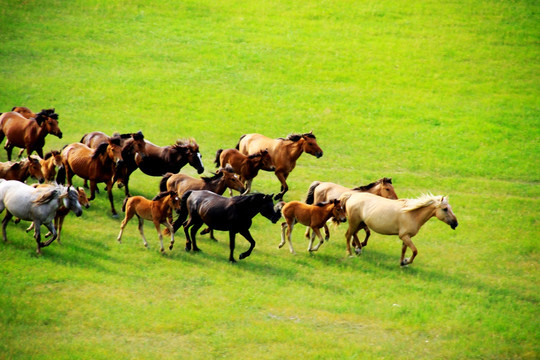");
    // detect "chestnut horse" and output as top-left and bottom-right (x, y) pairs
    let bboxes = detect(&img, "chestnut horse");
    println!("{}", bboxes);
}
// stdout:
(59, 138), (124, 216)
(279, 199), (347, 254)
(134, 139), (204, 177)
(117, 191), (180, 252)
(236, 132), (323, 200)
(0, 109), (63, 160)
(39, 150), (63, 182)
(80, 131), (148, 196)
(304, 178), (398, 250)
(214, 148), (274, 195)
(160, 167), (246, 197)
(0, 156), (44, 183)
(11, 106), (37, 119)
(339, 192), (458, 266)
